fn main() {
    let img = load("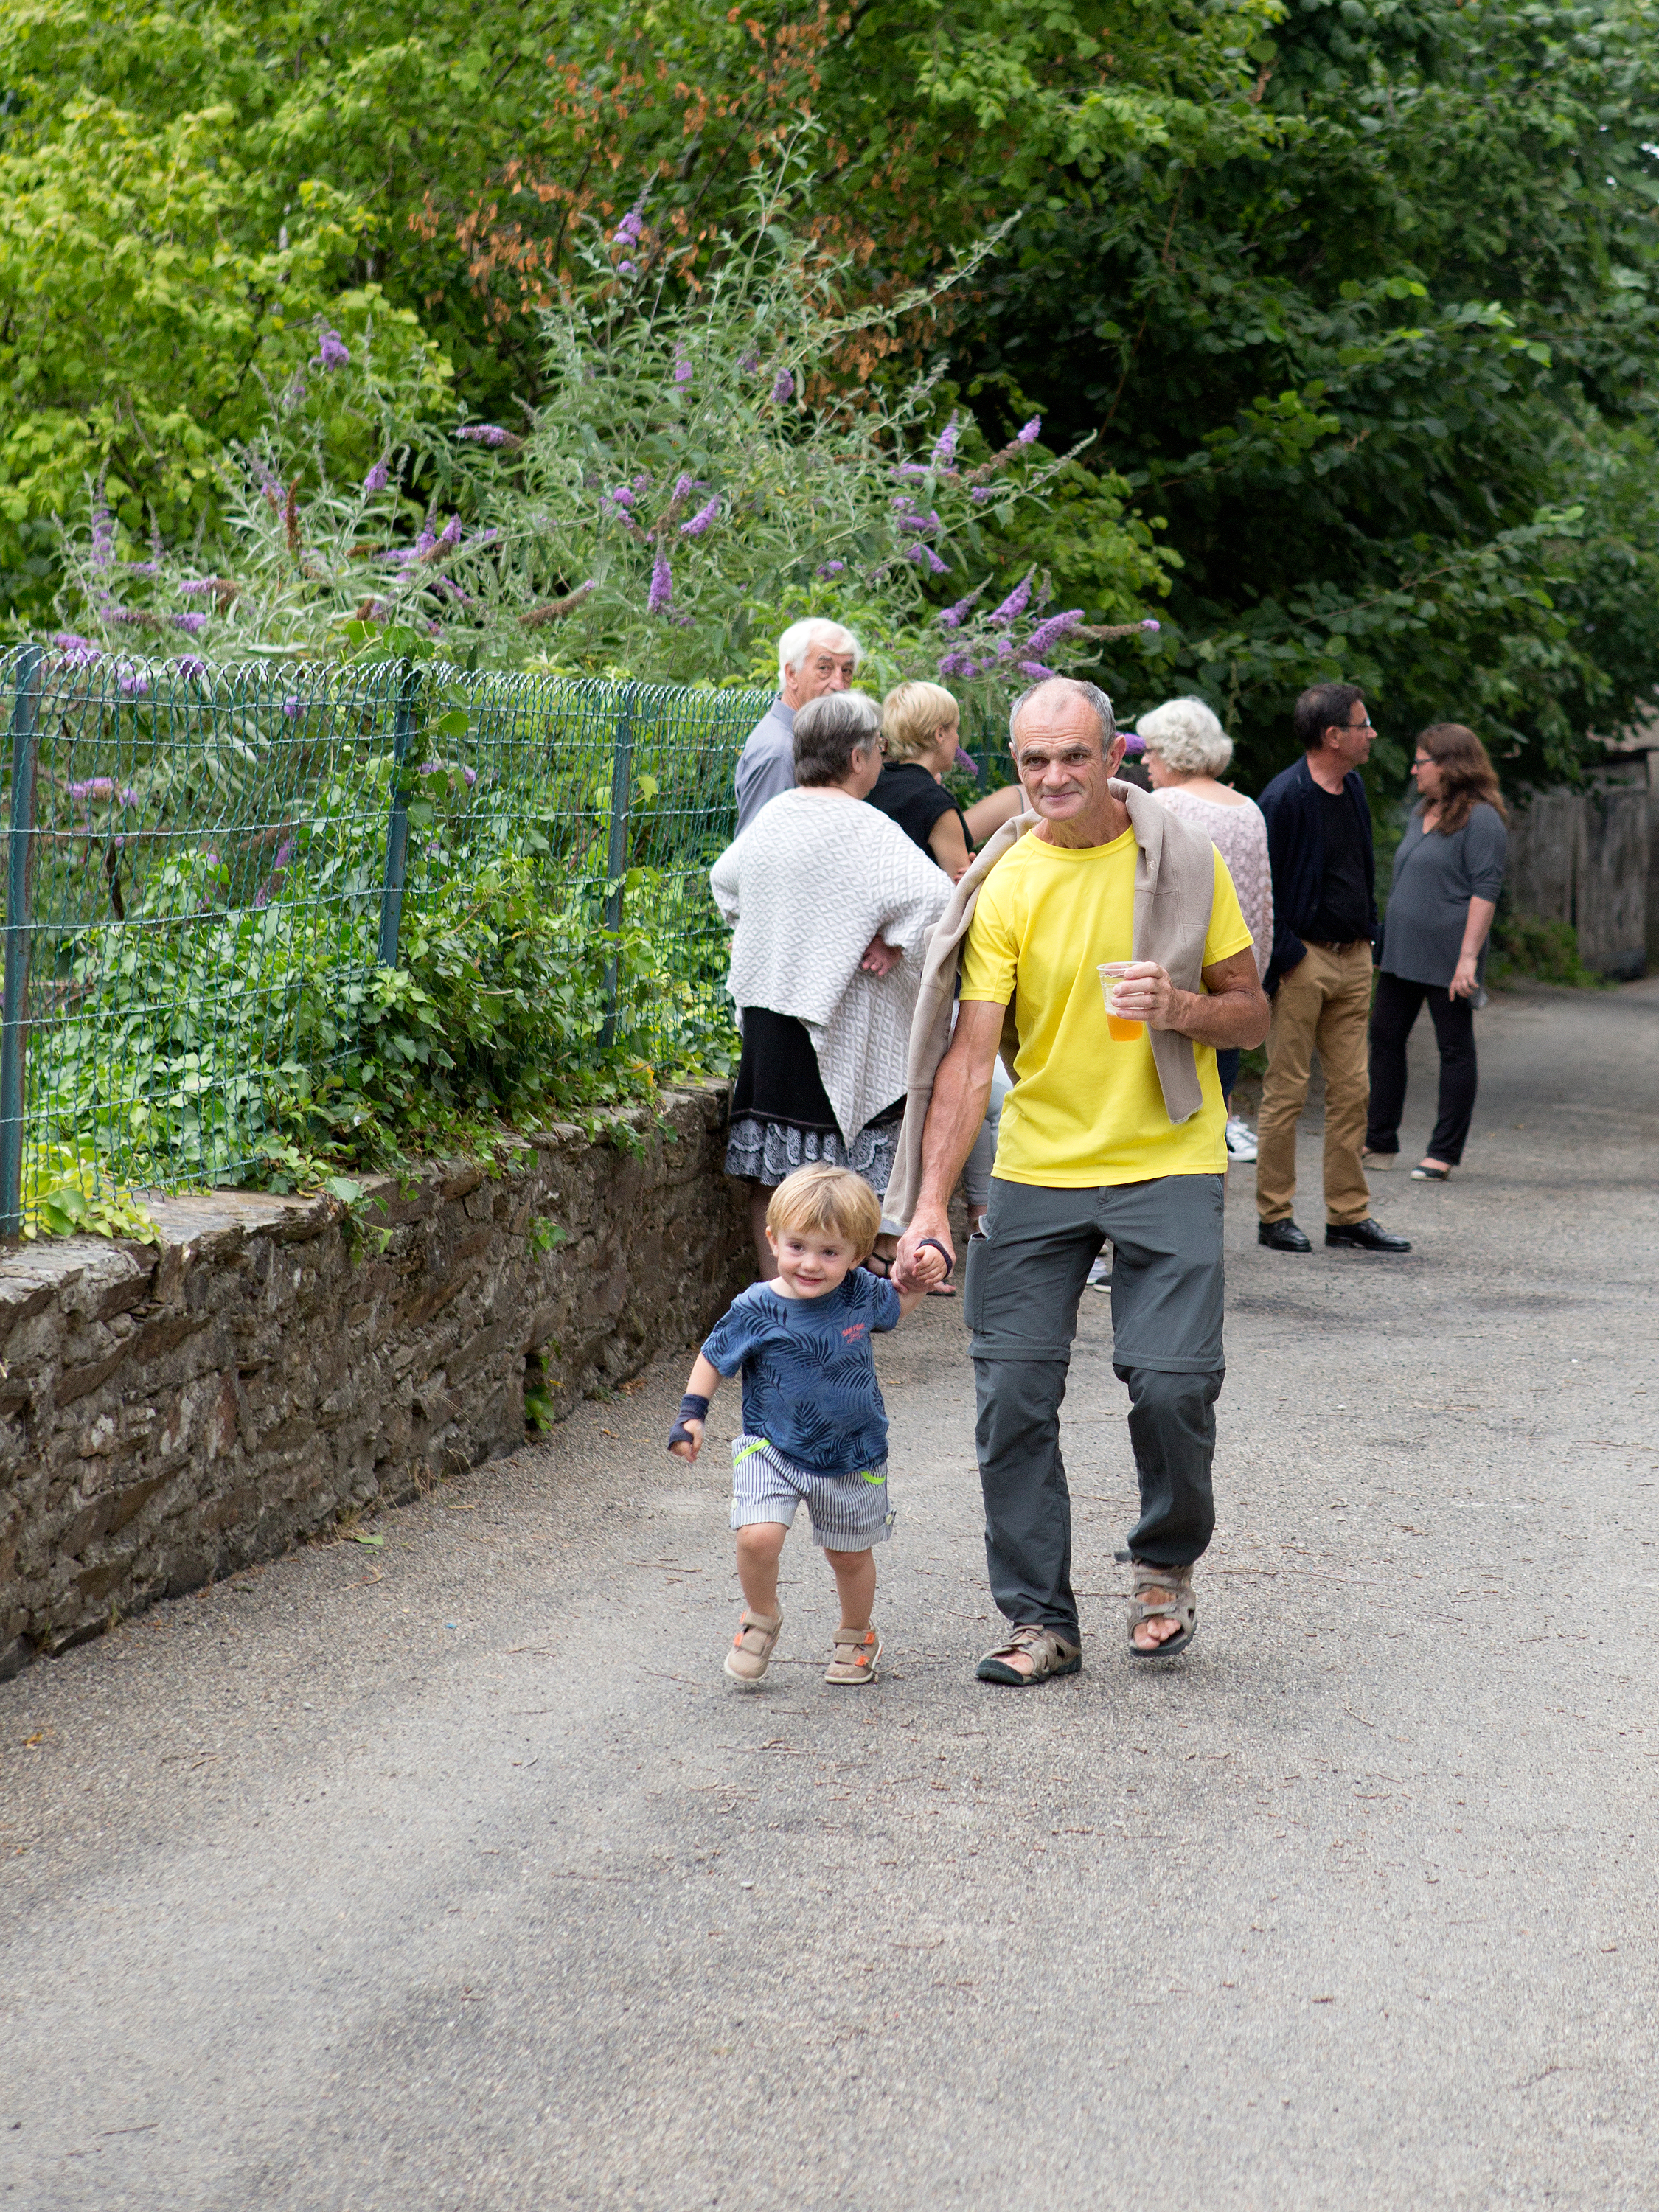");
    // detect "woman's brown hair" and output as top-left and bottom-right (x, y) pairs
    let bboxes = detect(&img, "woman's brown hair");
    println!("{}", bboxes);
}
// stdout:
(1417, 723), (1508, 835)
